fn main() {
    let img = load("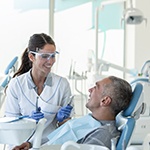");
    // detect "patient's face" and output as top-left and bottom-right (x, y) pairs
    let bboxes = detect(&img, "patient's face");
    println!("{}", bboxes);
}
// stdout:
(86, 78), (111, 111)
